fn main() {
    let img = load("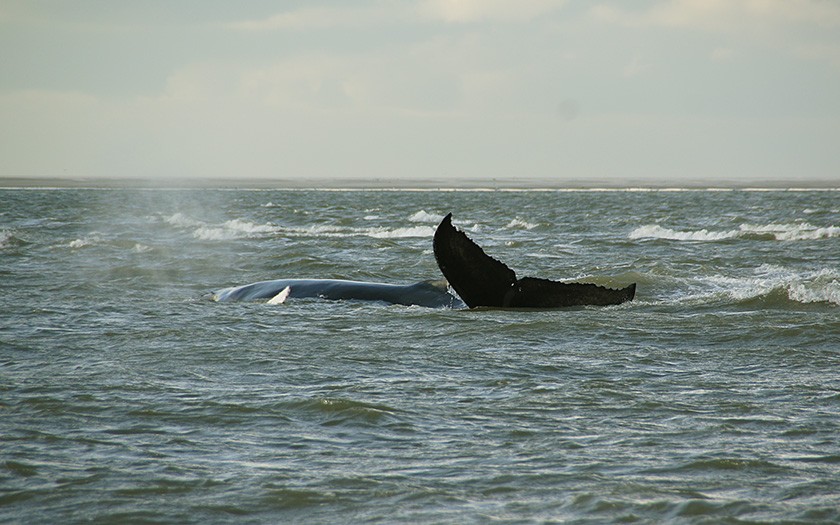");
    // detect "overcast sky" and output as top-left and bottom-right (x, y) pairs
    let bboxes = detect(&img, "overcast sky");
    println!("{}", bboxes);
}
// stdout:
(1, 0), (839, 183)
